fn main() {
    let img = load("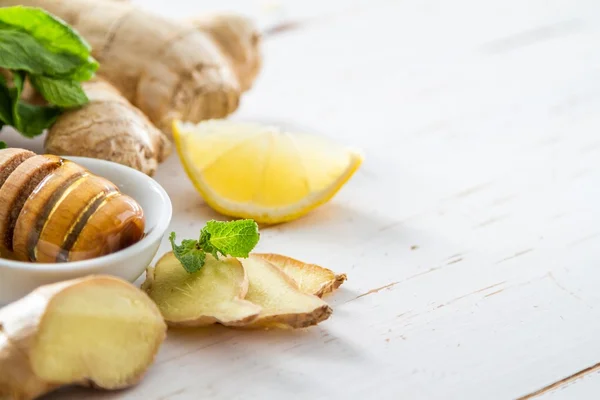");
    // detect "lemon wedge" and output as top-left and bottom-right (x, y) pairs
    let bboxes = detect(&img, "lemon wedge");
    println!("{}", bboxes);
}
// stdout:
(172, 120), (363, 224)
